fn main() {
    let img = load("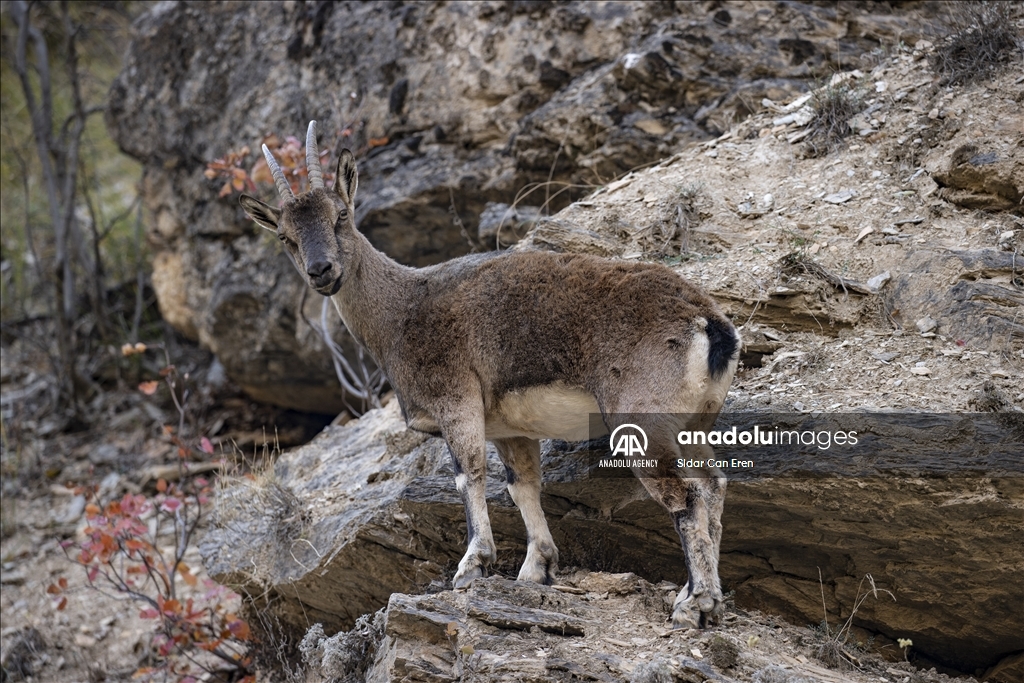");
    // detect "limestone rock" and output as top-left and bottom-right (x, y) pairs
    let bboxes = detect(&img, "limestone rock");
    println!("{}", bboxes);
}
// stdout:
(202, 404), (1024, 675)
(888, 249), (1024, 350)
(107, 1), (943, 409)
(934, 142), (1023, 213)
